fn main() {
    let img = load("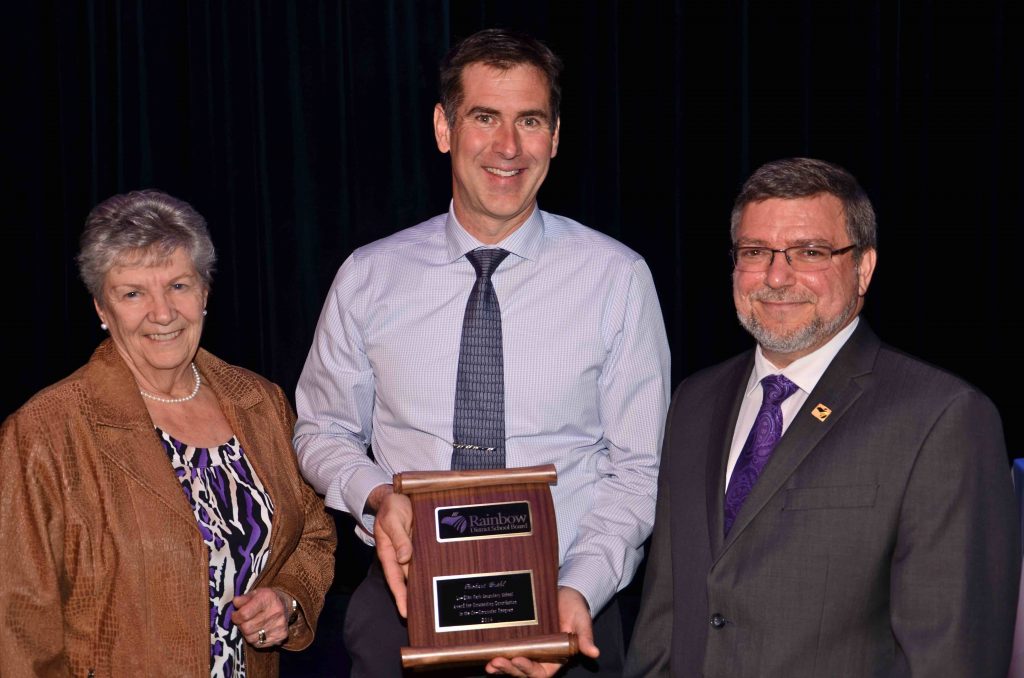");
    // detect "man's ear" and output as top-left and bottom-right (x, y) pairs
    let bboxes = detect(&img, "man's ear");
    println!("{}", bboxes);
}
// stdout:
(856, 247), (877, 296)
(550, 117), (560, 158)
(434, 104), (451, 153)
